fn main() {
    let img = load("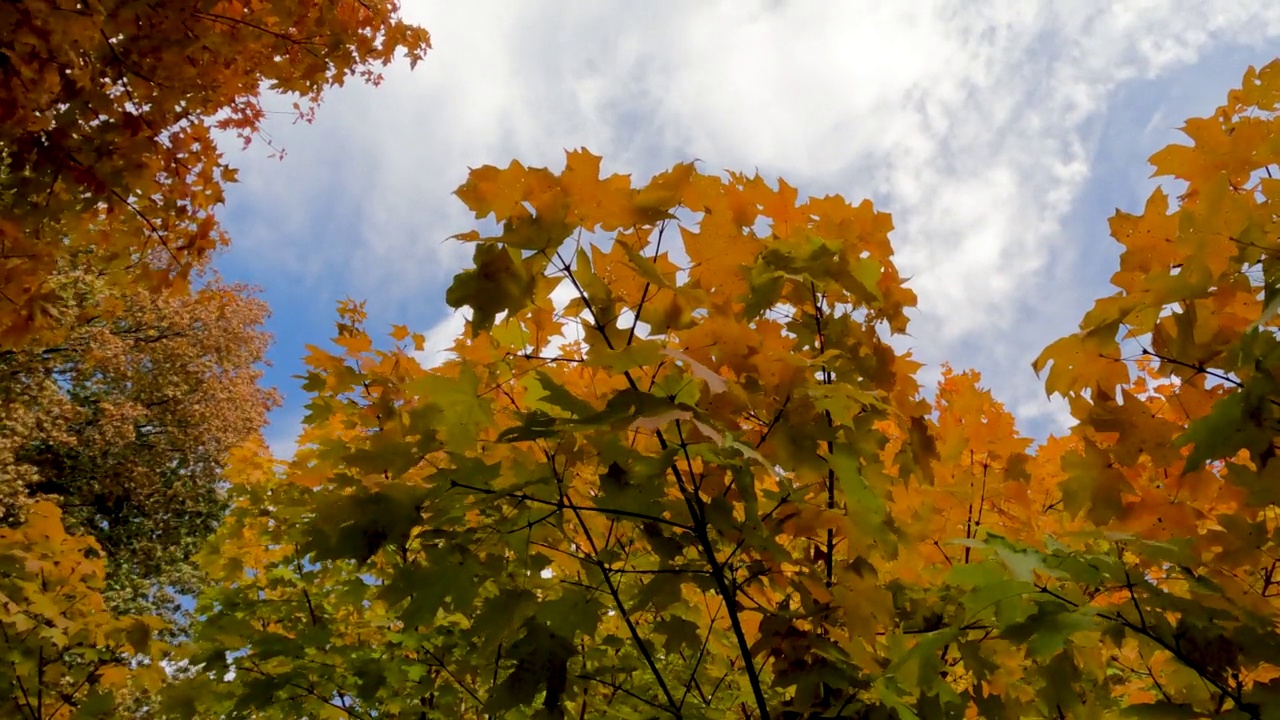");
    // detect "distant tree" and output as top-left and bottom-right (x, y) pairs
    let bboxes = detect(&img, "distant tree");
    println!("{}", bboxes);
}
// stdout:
(0, 0), (430, 347)
(0, 252), (279, 628)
